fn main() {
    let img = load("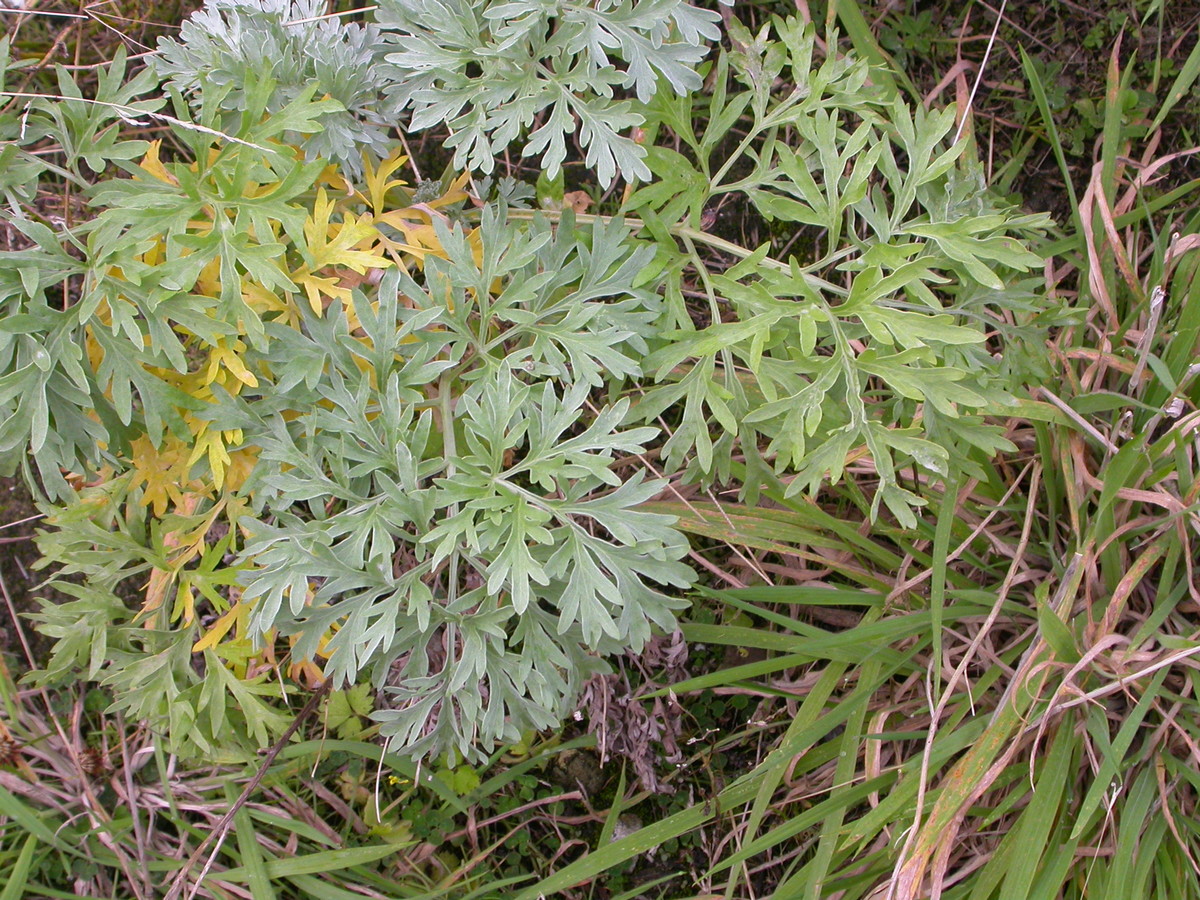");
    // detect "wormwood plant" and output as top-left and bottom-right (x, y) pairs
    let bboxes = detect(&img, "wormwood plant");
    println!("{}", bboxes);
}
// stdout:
(1, 3), (1051, 763)
(155, 0), (399, 180)
(153, 0), (722, 186)
(625, 17), (1053, 523)
(374, 0), (721, 185)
